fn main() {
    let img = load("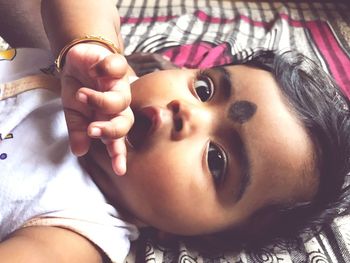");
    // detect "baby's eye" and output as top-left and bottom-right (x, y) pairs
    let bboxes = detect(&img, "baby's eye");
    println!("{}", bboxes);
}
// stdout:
(207, 142), (227, 184)
(194, 73), (214, 102)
